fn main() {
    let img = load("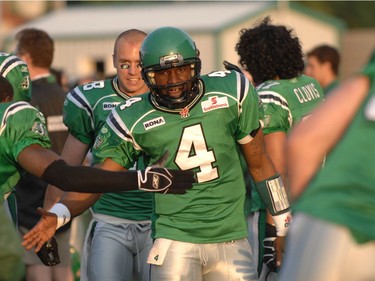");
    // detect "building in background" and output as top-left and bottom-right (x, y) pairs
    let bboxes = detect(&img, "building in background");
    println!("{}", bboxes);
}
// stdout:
(2, 1), (370, 83)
